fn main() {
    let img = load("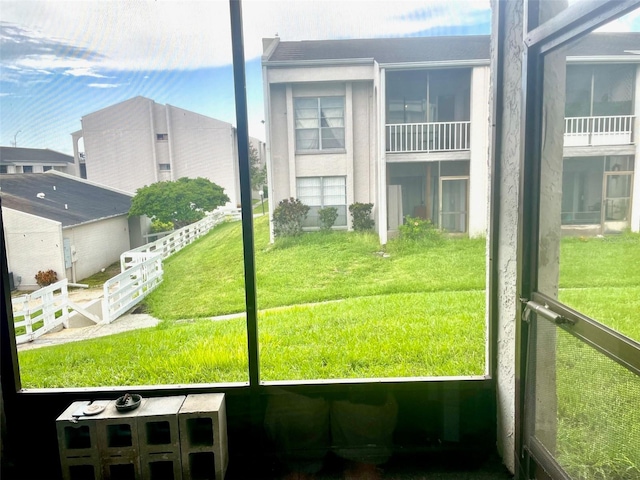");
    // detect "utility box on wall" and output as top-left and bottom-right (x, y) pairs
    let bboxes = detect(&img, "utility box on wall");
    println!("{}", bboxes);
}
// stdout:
(56, 394), (227, 480)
